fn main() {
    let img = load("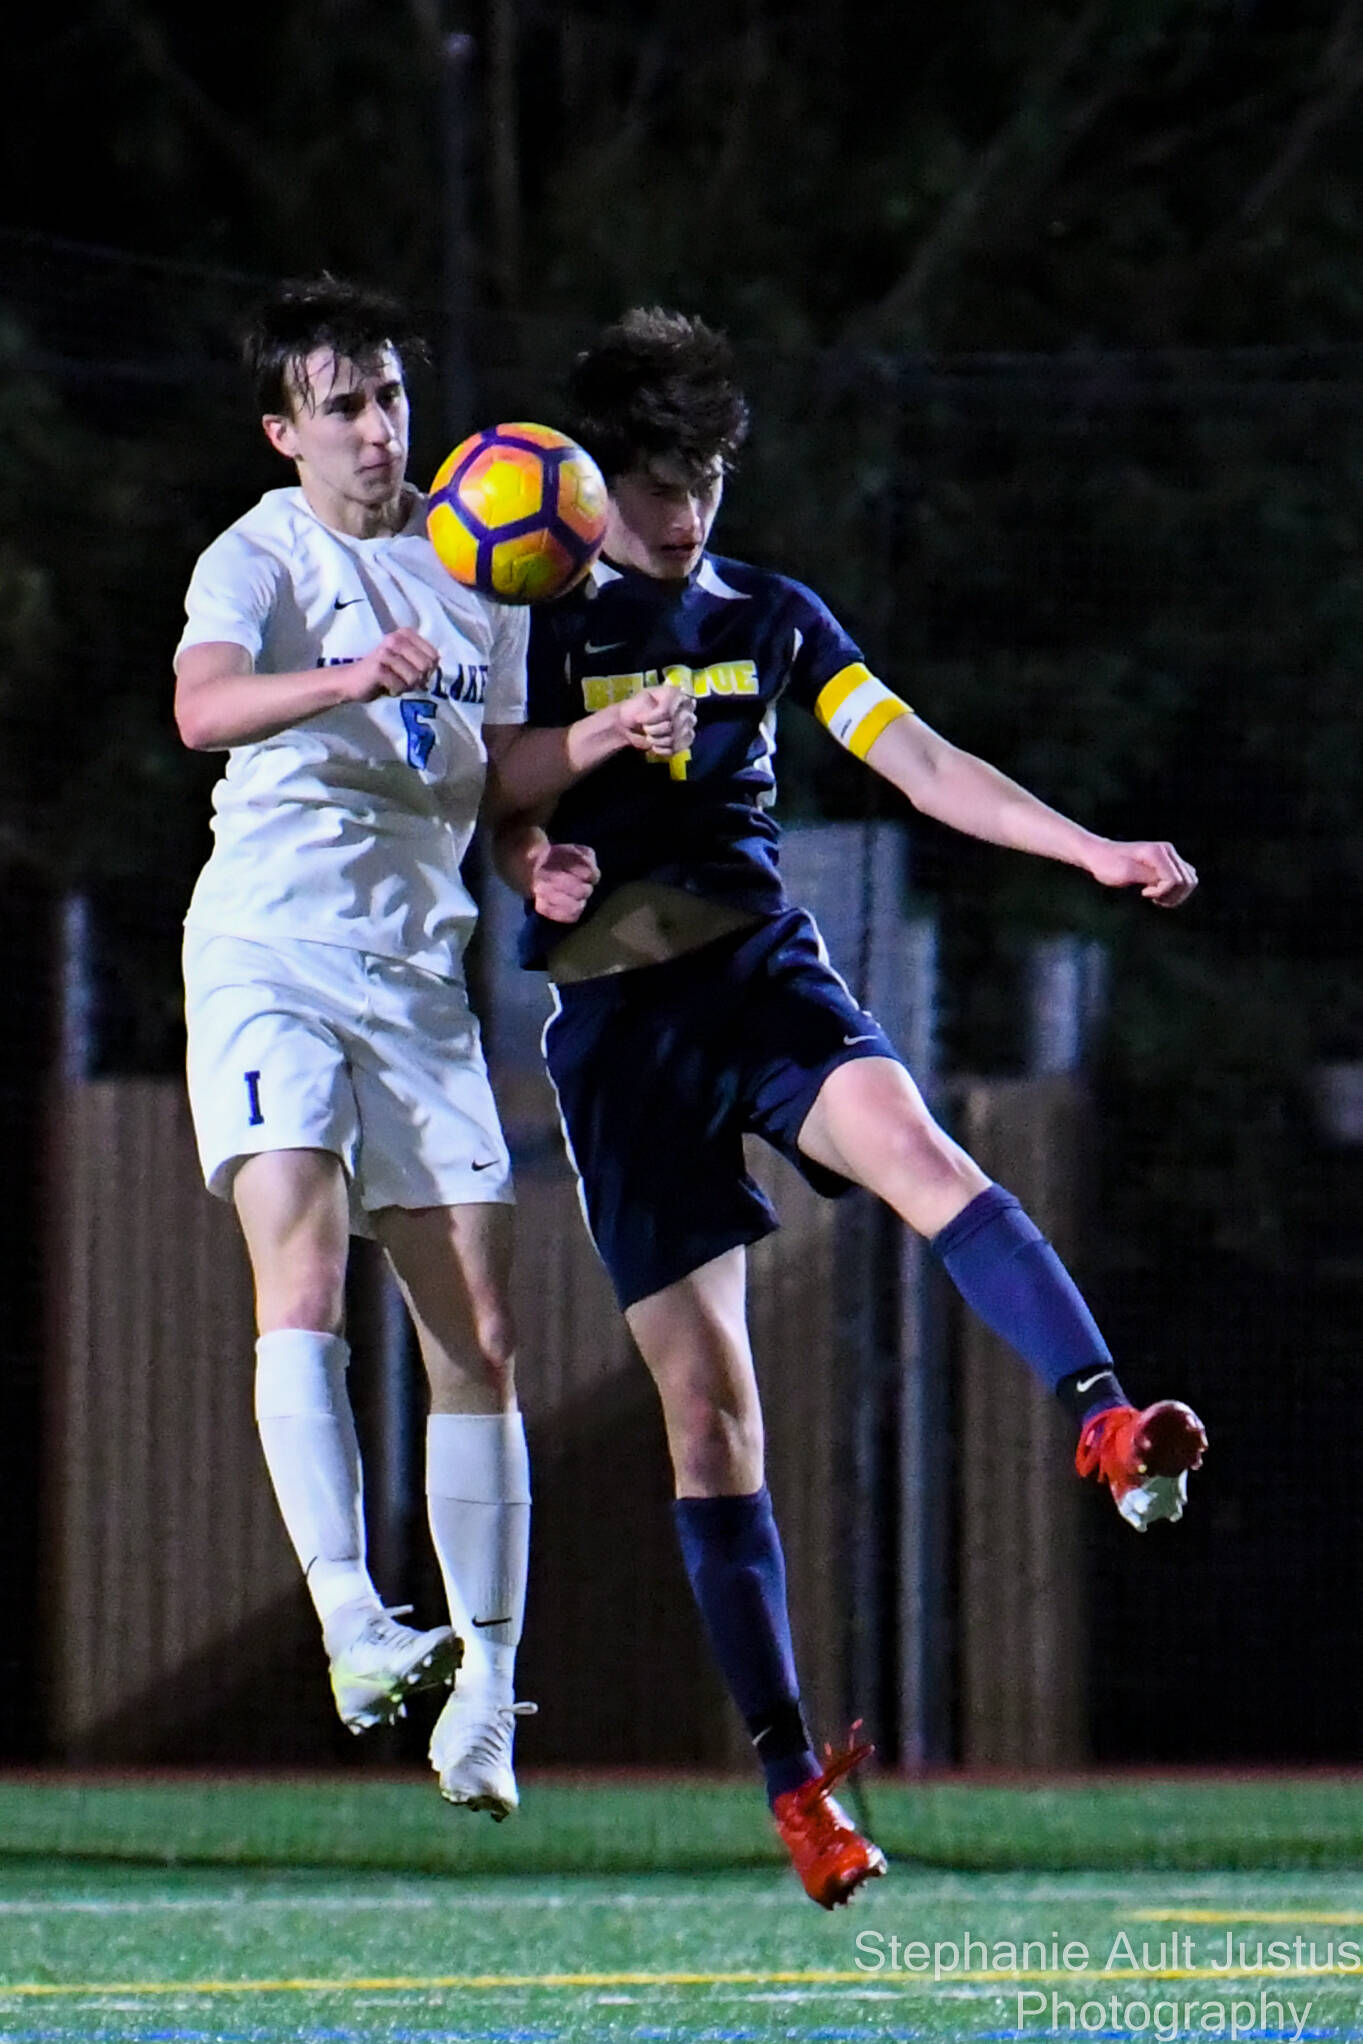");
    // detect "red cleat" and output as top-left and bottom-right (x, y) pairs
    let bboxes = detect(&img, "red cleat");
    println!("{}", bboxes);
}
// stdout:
(1076, 1399), (1207, 1530)
(771, 1725), (887, 1909)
